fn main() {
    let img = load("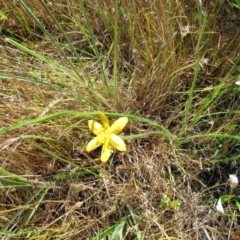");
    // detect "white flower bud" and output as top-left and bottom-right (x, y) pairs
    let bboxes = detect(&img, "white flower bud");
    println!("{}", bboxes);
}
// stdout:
(235, 81), (240, 86)
(228, 174), (238, 189)
(216, 197), (224, 214)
